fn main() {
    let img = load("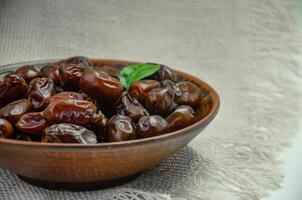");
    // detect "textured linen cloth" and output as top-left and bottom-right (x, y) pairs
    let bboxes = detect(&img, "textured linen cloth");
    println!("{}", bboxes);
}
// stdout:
(0, 0), (302, 199)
